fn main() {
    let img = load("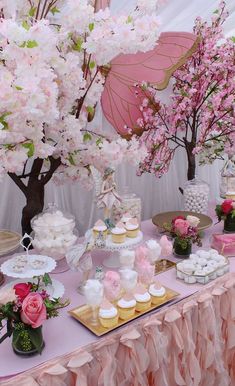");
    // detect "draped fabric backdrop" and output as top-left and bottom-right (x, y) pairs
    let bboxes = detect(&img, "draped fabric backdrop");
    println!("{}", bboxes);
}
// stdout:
(1, 0), (235, 236)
